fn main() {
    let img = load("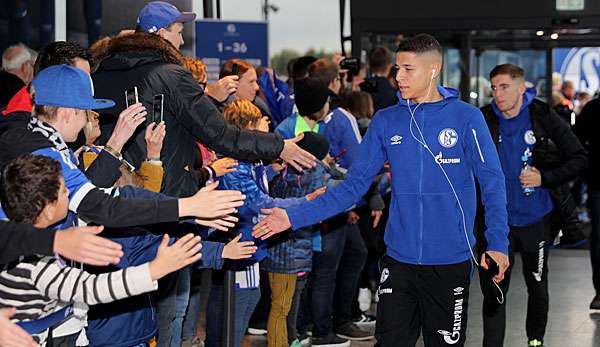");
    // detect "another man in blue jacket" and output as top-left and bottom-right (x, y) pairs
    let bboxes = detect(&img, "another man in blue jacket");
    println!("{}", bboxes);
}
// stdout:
(479, 64), (587, 347)
(253, 34), (510, 347)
